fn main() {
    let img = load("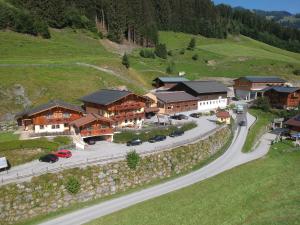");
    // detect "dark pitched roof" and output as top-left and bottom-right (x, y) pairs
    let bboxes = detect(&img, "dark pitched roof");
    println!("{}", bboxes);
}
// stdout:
(81, 89), (132, 105)
(16, 100), (84, 118)
(180, 81), (228, 94)
(70, 113), (113, 128)
(285, 115), (300, 128)
(238, 76), (286, 83)
(263, 86), (300, 93)
(155, 91), (198, 103)
(154, 77), (189, 83)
